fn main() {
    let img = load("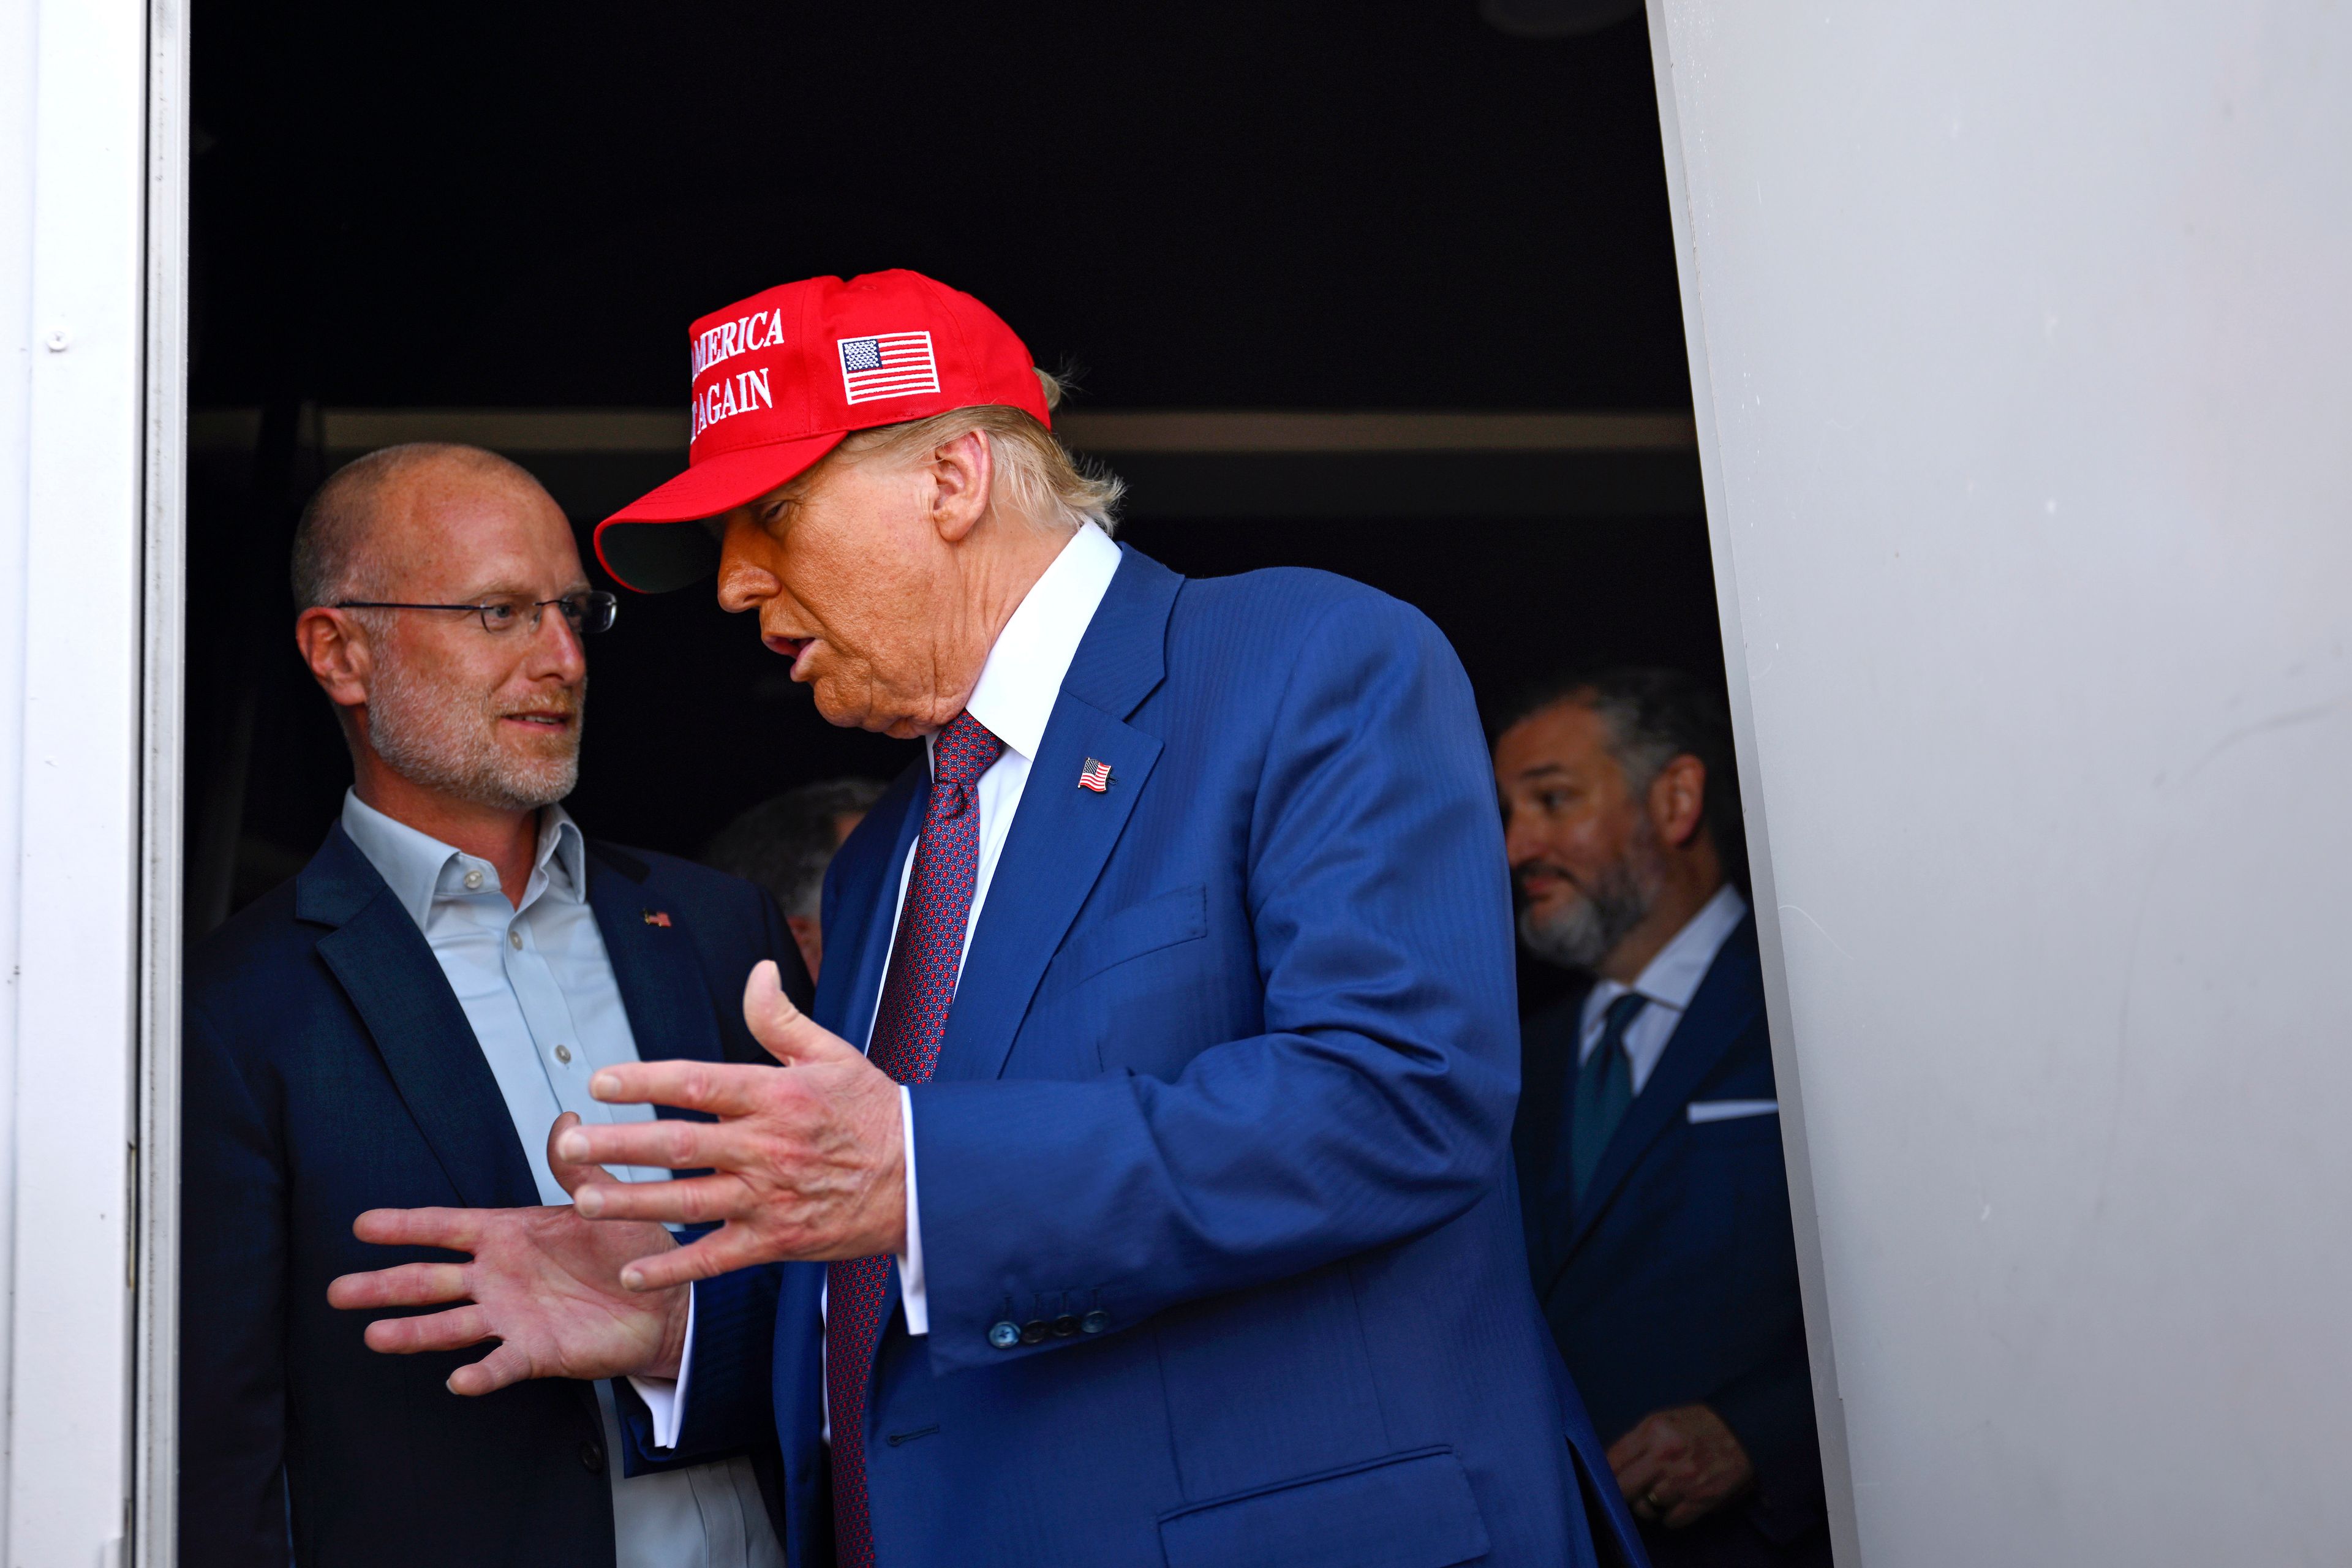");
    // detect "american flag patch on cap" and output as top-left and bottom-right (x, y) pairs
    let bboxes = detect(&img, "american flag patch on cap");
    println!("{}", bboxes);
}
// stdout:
(837, 331), (941, 404)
